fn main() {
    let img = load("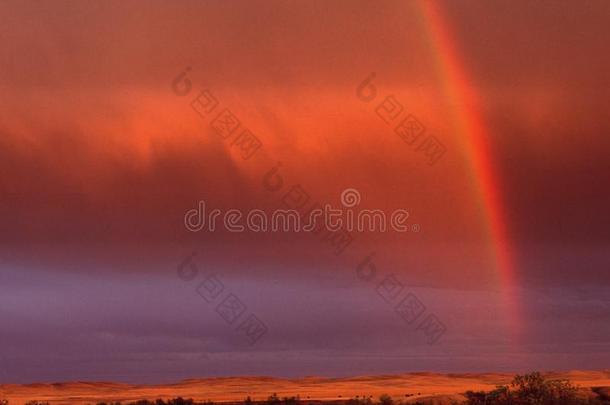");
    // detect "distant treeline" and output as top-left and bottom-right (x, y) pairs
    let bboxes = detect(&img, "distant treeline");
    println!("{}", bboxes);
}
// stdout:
(3, 373), (609, 405)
